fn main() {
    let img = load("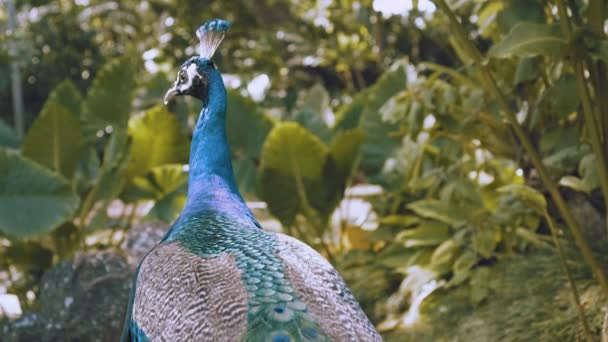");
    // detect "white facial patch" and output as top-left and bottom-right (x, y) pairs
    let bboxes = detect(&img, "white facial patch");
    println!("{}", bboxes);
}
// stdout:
(176, 63), (202, 93)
